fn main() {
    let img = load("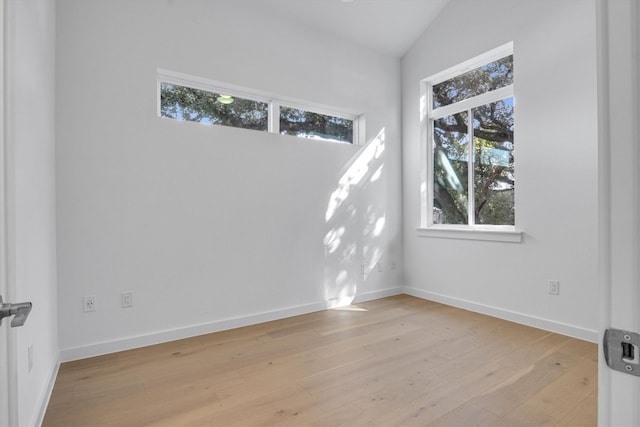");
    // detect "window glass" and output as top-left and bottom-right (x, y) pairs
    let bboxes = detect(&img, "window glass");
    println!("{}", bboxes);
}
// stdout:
(160, 83), (268, 131)
(158, 71), (363, 144)
(426, 50), (514, 228)
(433, 112), (469, 224)
(472, 98), (515, 225)
(280, 106), (353, 144)
(432, 55), (513, 108)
